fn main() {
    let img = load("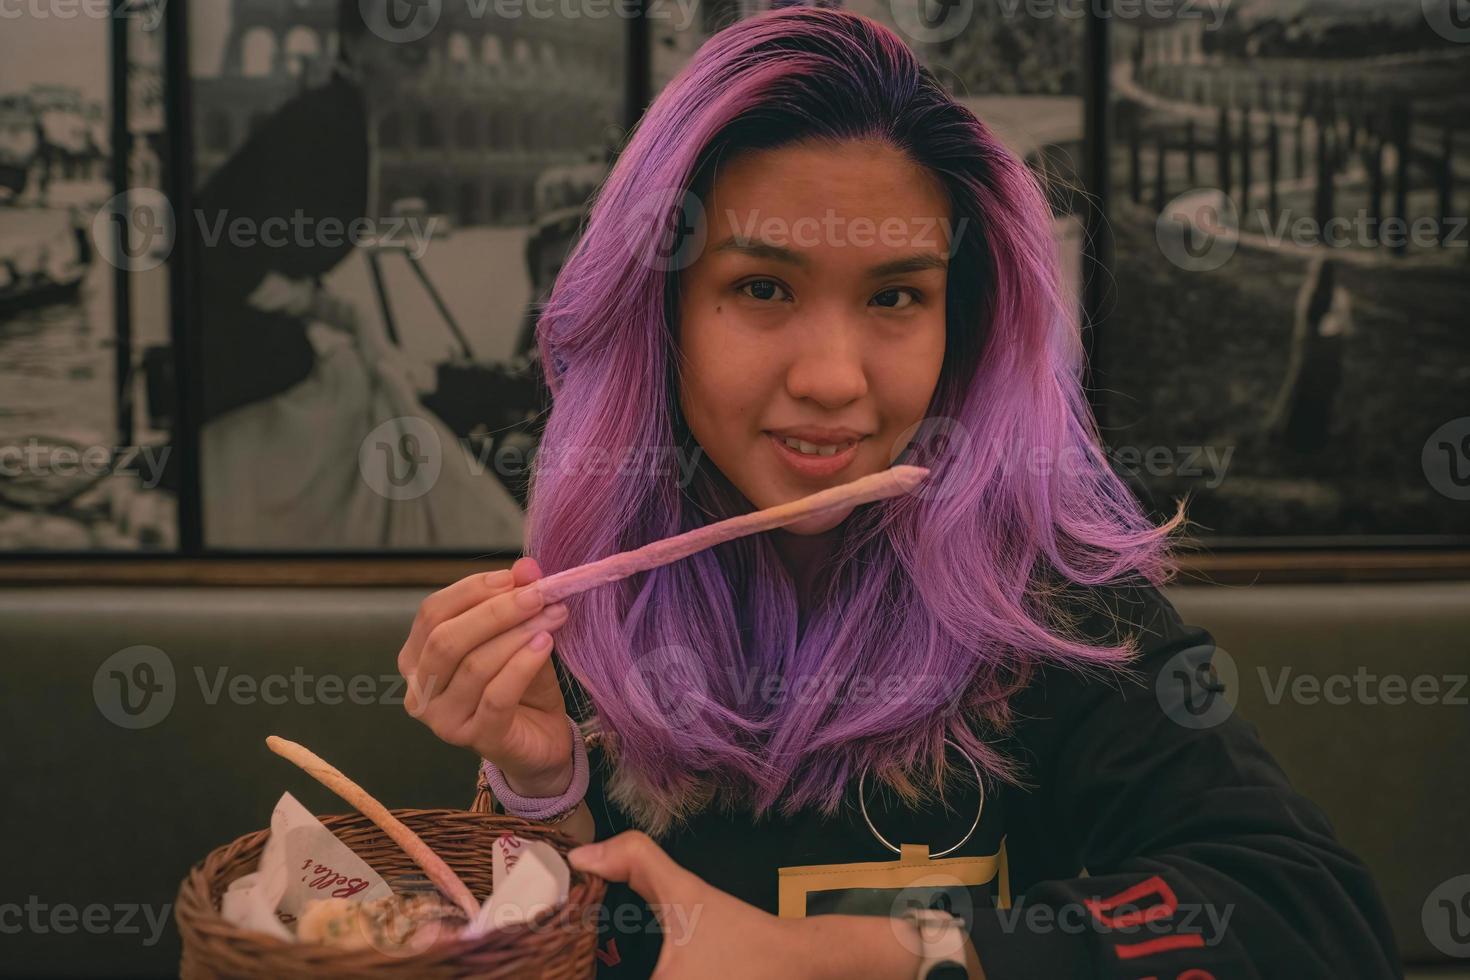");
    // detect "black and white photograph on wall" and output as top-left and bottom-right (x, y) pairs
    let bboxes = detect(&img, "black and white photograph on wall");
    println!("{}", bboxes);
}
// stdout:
(1102, 0), (1470, 542)
(189, 0), (625, 551)
(912, 1), (1089, 335)
(0, 6), (175, 552)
